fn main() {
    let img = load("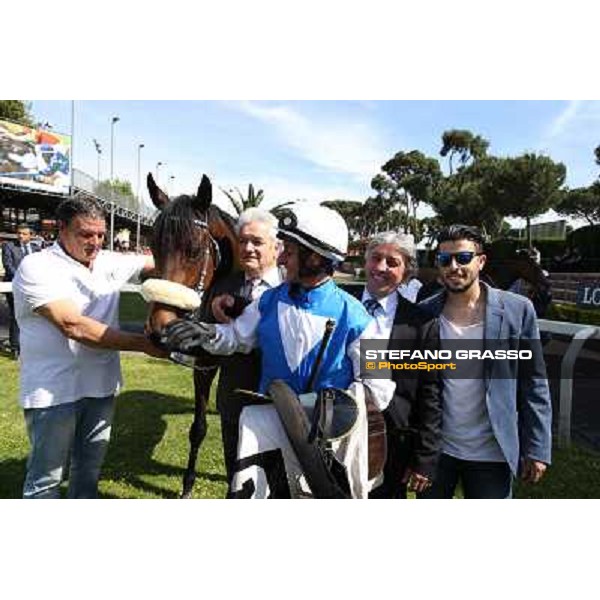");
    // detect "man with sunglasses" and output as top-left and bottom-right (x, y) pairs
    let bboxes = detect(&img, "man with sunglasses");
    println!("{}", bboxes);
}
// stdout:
(418, 224), (552, 499)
